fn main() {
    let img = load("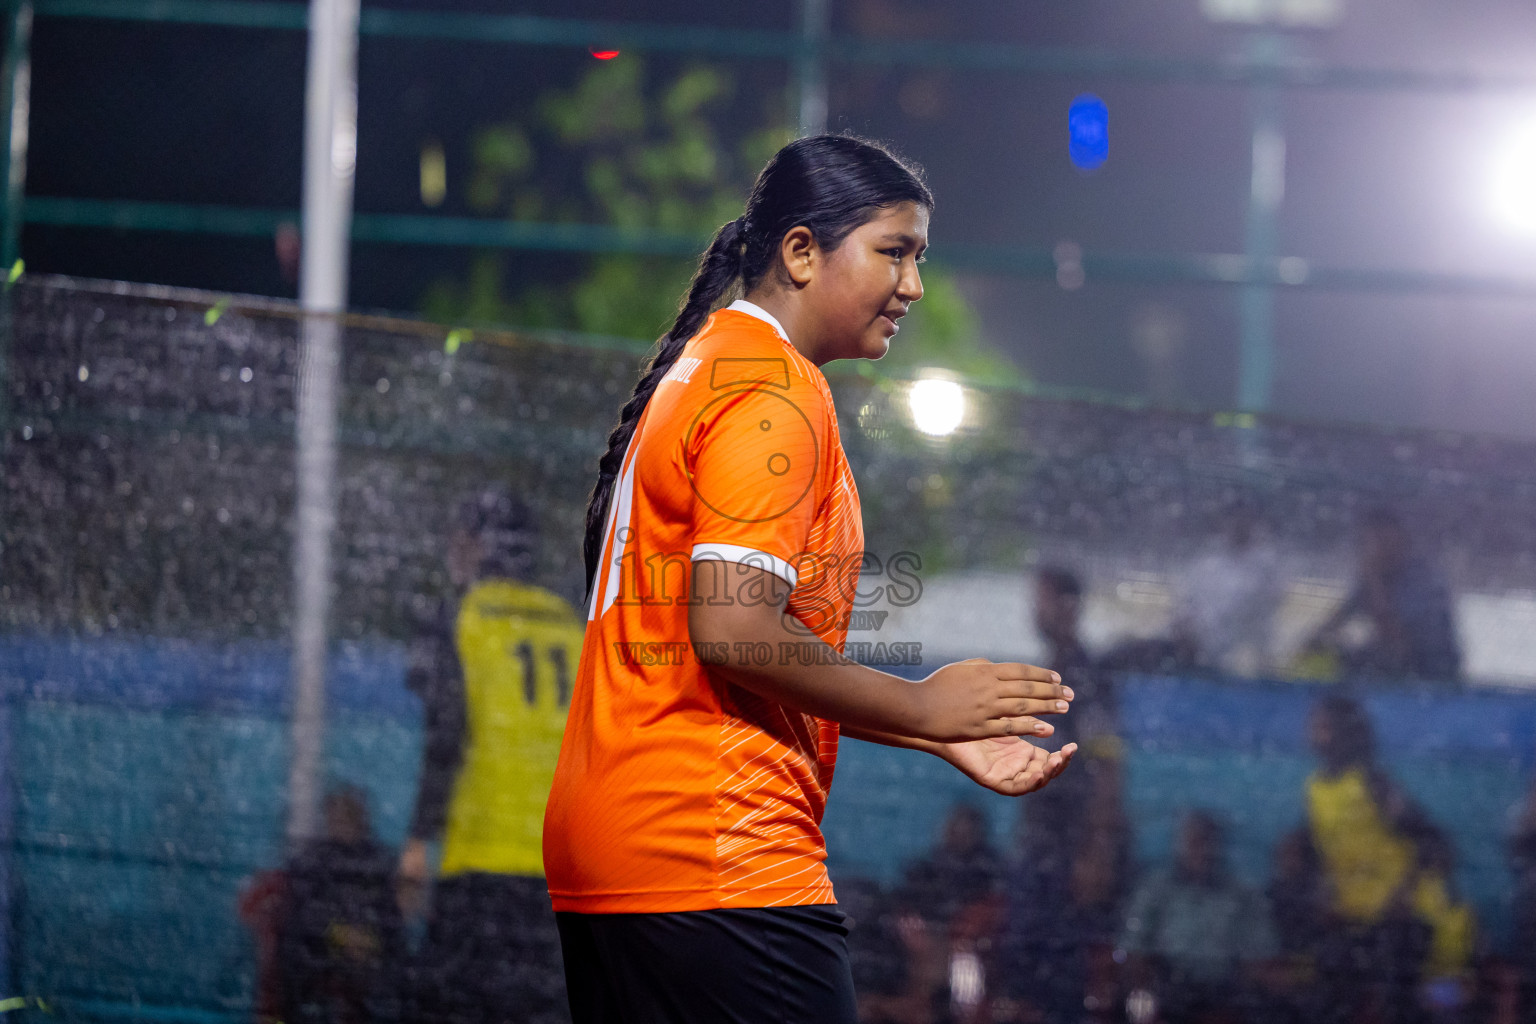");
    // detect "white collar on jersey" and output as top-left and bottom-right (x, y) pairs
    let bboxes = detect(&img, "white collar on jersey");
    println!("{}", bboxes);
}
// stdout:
(725, 299), (791, 345)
